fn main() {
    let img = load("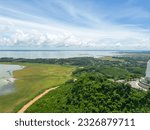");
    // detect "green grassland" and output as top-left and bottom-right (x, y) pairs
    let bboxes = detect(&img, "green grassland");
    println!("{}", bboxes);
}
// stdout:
(0, 63), (75, 112)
